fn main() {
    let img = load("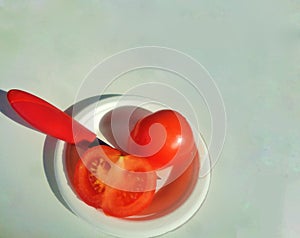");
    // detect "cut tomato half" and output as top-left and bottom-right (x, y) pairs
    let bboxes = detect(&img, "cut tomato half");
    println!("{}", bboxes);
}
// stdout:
(73, 145), (156, 218)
